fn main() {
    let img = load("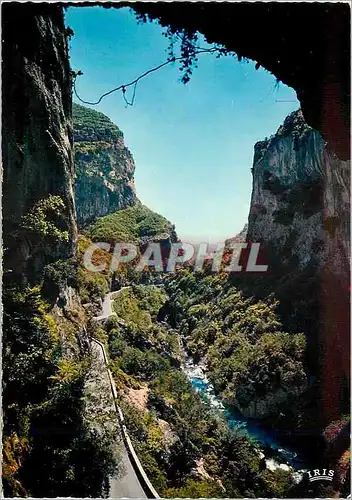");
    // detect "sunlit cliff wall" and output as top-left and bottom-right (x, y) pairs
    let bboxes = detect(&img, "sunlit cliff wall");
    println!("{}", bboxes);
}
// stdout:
(247, 110), (350, 424)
